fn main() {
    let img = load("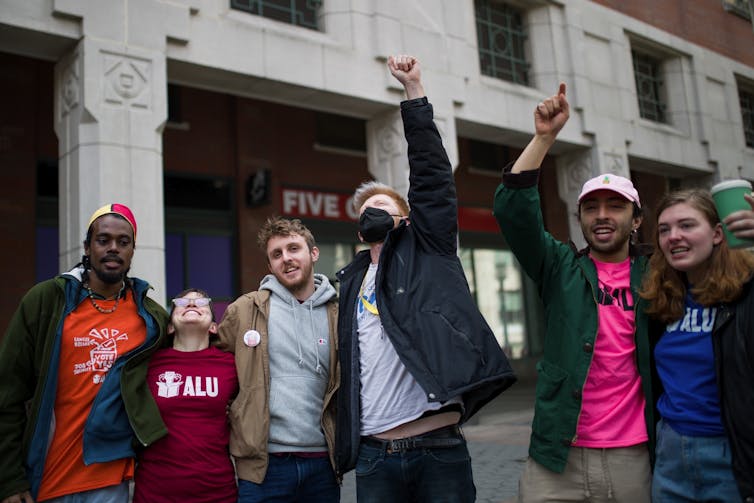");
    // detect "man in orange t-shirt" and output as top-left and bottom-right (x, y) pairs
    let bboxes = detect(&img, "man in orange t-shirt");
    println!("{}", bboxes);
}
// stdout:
(0, 204), (168, 503)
